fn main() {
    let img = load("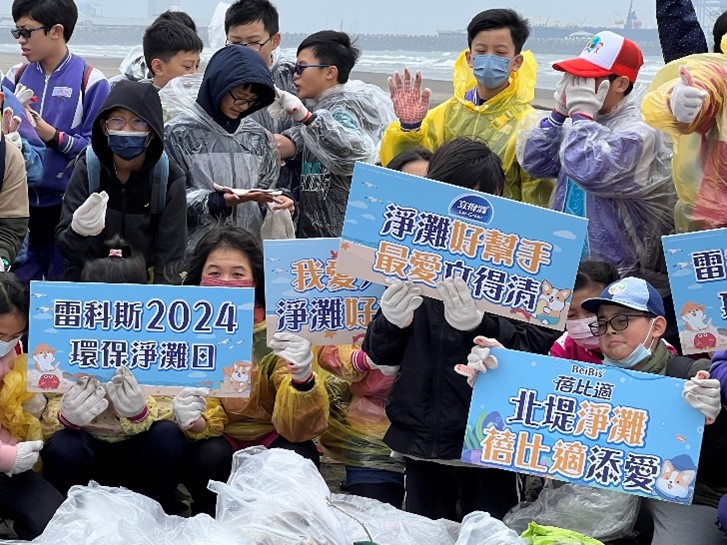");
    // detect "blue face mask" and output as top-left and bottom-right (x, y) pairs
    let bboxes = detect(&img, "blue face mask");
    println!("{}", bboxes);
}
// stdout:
(603, 319), (655, 369)
(472, 54), (512, 89)
(107, 130), (150, 161)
